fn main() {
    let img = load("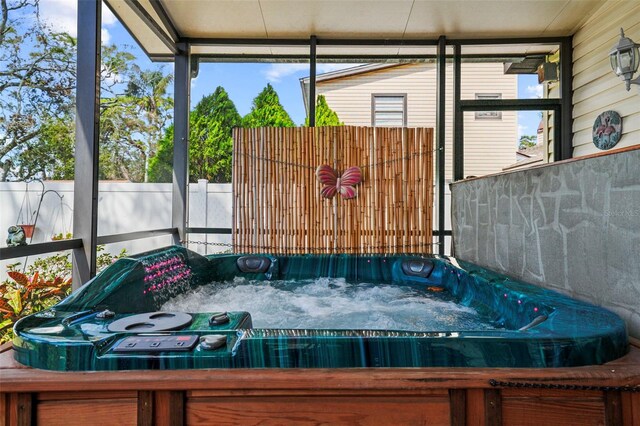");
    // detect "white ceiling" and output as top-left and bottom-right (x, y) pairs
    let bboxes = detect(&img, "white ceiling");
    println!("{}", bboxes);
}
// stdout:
(104, 0), (607, 60)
